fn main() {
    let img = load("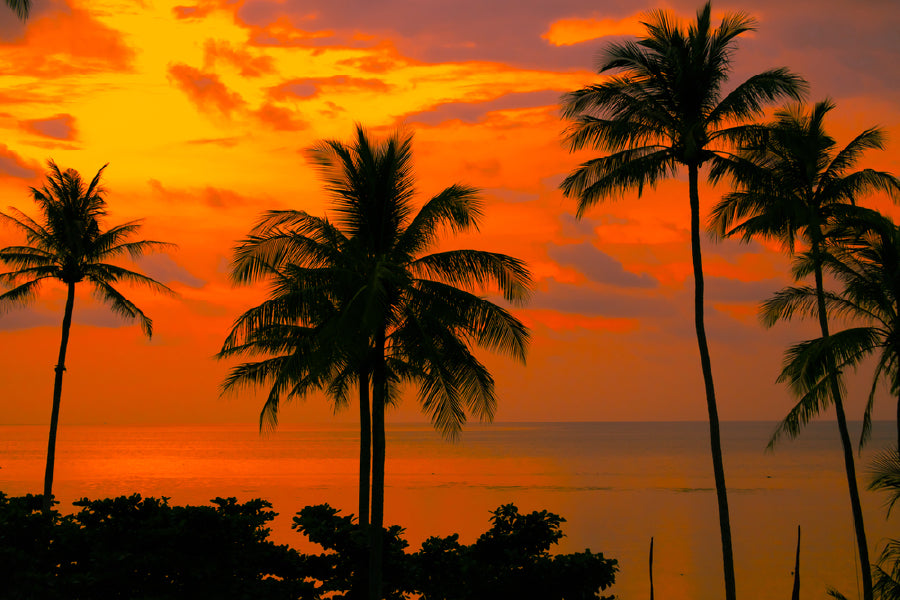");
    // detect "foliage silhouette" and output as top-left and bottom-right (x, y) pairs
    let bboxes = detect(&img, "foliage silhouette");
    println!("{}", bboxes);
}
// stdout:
(560, 3), (805, 597)
(0, 493), (616, 600)
(0, 161), (174, 512)
(761, 209), (900, 449)
(0, 492), (317, 600)
(5, 0), (28, 20)
(222, 124), (531, 599)
(714, 100), (899, 600)
(868, 450), (900, 599)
